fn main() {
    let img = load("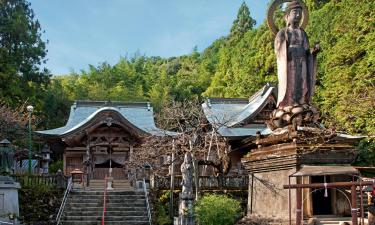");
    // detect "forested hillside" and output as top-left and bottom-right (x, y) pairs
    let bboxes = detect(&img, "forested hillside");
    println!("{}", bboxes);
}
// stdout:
(1, 0), (374, 138)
